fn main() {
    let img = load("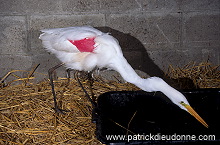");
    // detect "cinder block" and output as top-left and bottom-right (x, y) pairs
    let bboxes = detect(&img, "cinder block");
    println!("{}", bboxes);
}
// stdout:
(147, 47), (219, 71)
(147, 50), (190, 70)
(138, 0), (180, 12)
(0, 16), (27, 55)
(31, 53), (64, 74)
(0, 1), (26, 14)
(183, 12), (220, 48)
(106, 13), (182, 51)
(30, 14), (105, 54)
(26, 0), (60, 14)
(202, 48), (220, 64)
(181, 0), (220, 11)
(0, 0), (60, 14)
(100, 0), (140, 12)
(0, 55), (32, 74)
(0, 54), (49, 84)
(95, 26), (148, 52)
(61, 0), (101, 13)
